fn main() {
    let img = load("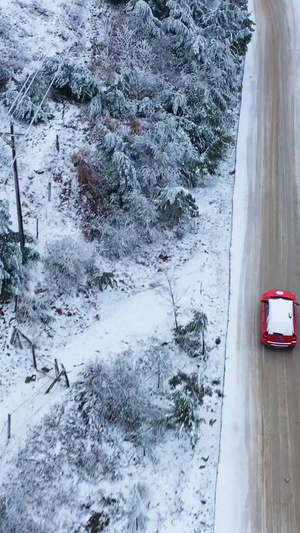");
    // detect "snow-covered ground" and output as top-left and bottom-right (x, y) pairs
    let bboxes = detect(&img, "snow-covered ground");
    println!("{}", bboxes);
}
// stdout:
(0, 169), (233, 530)
(213, 0), (256, 529)
(0, 0), (249, 531)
